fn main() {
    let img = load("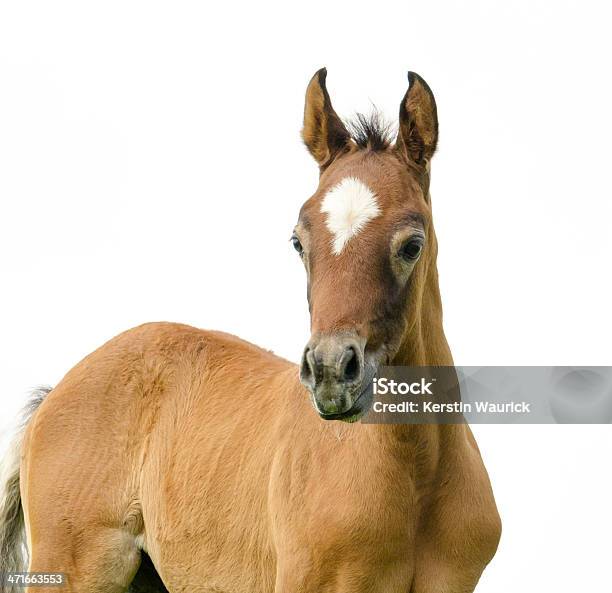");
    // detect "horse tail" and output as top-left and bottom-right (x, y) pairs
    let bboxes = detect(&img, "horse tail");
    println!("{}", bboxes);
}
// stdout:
(0, 387), (51, 591)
